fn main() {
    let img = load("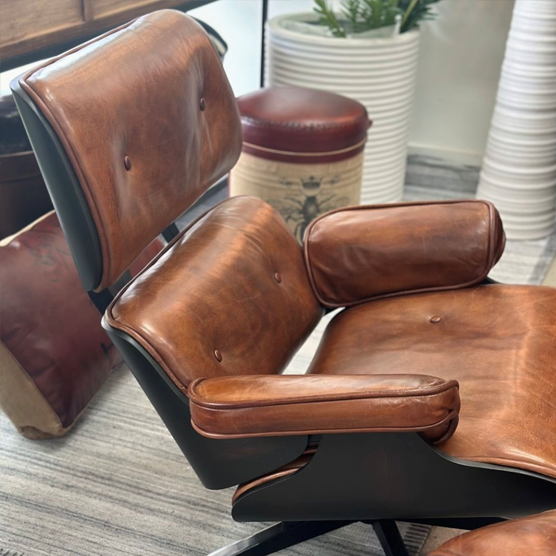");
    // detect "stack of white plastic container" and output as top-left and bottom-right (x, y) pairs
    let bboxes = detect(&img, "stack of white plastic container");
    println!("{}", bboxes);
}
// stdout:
(477, 0), (556, 240)
(266, 14), (420, 204)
